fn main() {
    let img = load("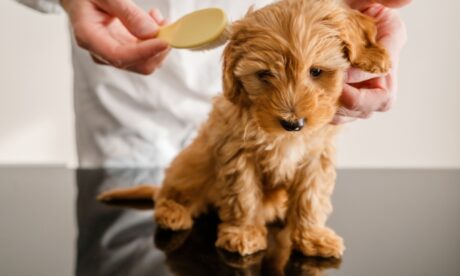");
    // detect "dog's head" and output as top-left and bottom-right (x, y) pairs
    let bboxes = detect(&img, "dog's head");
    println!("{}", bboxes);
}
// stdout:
(222, 0), (391, 135)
